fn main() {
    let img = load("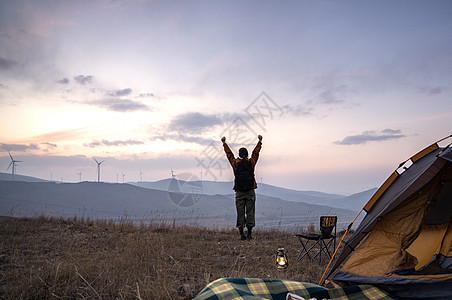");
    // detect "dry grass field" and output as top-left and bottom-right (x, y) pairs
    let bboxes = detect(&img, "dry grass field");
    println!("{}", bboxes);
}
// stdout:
(0, 216), (334, 299)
